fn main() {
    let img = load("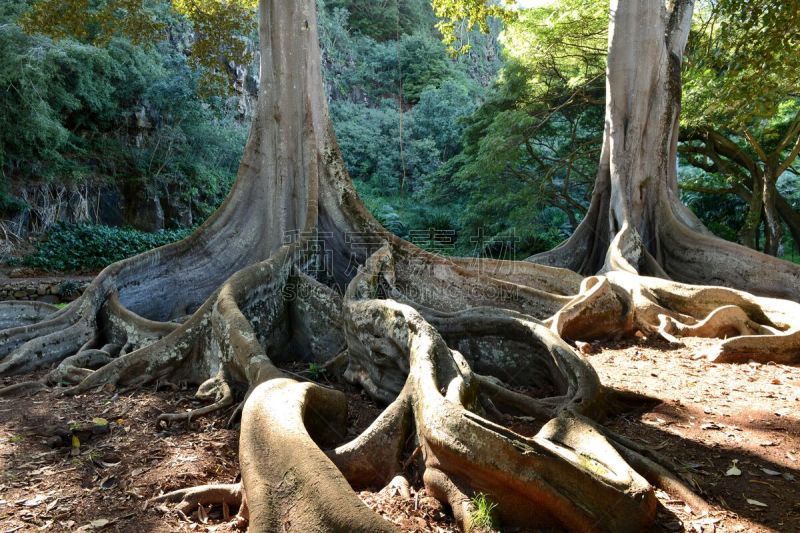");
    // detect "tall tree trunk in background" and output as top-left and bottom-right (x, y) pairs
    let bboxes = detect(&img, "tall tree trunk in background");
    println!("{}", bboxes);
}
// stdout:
(735, 181), (794, 256)
(761, 168), (785, 256)
(530, 0), (800, 300)
(739, 171), (765, 250)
